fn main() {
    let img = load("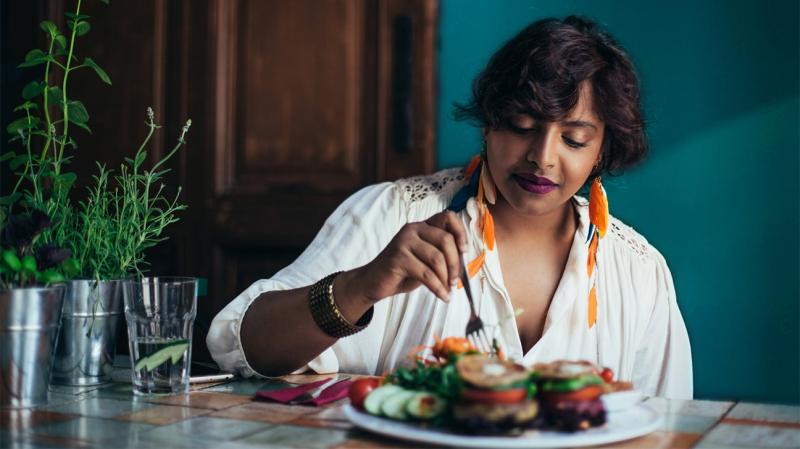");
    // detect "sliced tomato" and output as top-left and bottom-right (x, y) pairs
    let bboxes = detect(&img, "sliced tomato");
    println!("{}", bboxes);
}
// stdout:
(540, 385), (604, 404)
(461, 387), (527, 404)
(348, 378), (381, 409)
